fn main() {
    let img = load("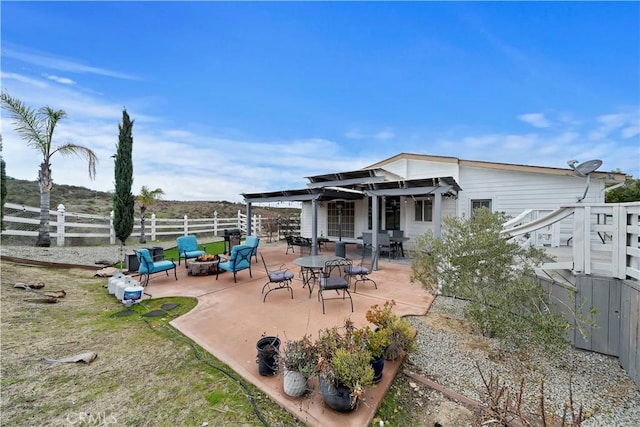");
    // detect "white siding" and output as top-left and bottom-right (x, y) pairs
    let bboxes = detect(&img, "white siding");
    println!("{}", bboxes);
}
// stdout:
(458, 166), (605, 218)
(378, 158), (460, 181)
(300, 158), (607, 249)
